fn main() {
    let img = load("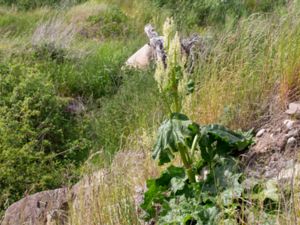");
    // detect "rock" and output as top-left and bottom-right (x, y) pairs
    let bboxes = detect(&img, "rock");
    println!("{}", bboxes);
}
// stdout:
(283, 119), (294, 130)
(286, 129), (299, 138)
(1, 188), (68, 225)
(125, 44), (155, 69)
(256, 129), (265, 137)
(1, 150), (151, 225)
(287, 137), (297, 146)
(277, 161), (300, 181)
(285, 102), (300, 117)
